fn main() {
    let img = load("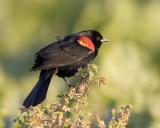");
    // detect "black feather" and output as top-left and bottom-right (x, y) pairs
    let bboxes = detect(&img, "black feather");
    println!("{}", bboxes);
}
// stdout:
(23, 69), (55, 108)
